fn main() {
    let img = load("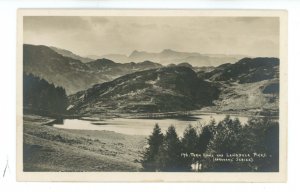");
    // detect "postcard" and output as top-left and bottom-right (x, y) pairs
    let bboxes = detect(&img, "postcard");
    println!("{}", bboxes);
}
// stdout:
(16, 9), (287, 182)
